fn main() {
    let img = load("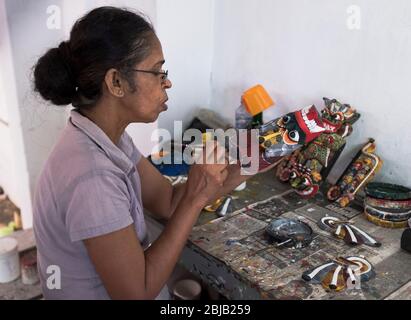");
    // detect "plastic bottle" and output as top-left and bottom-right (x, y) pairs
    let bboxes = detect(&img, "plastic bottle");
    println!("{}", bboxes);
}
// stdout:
(251, 112), (263, 128)
(234, 104), (249, 191)
(235, 103), (252, 129)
